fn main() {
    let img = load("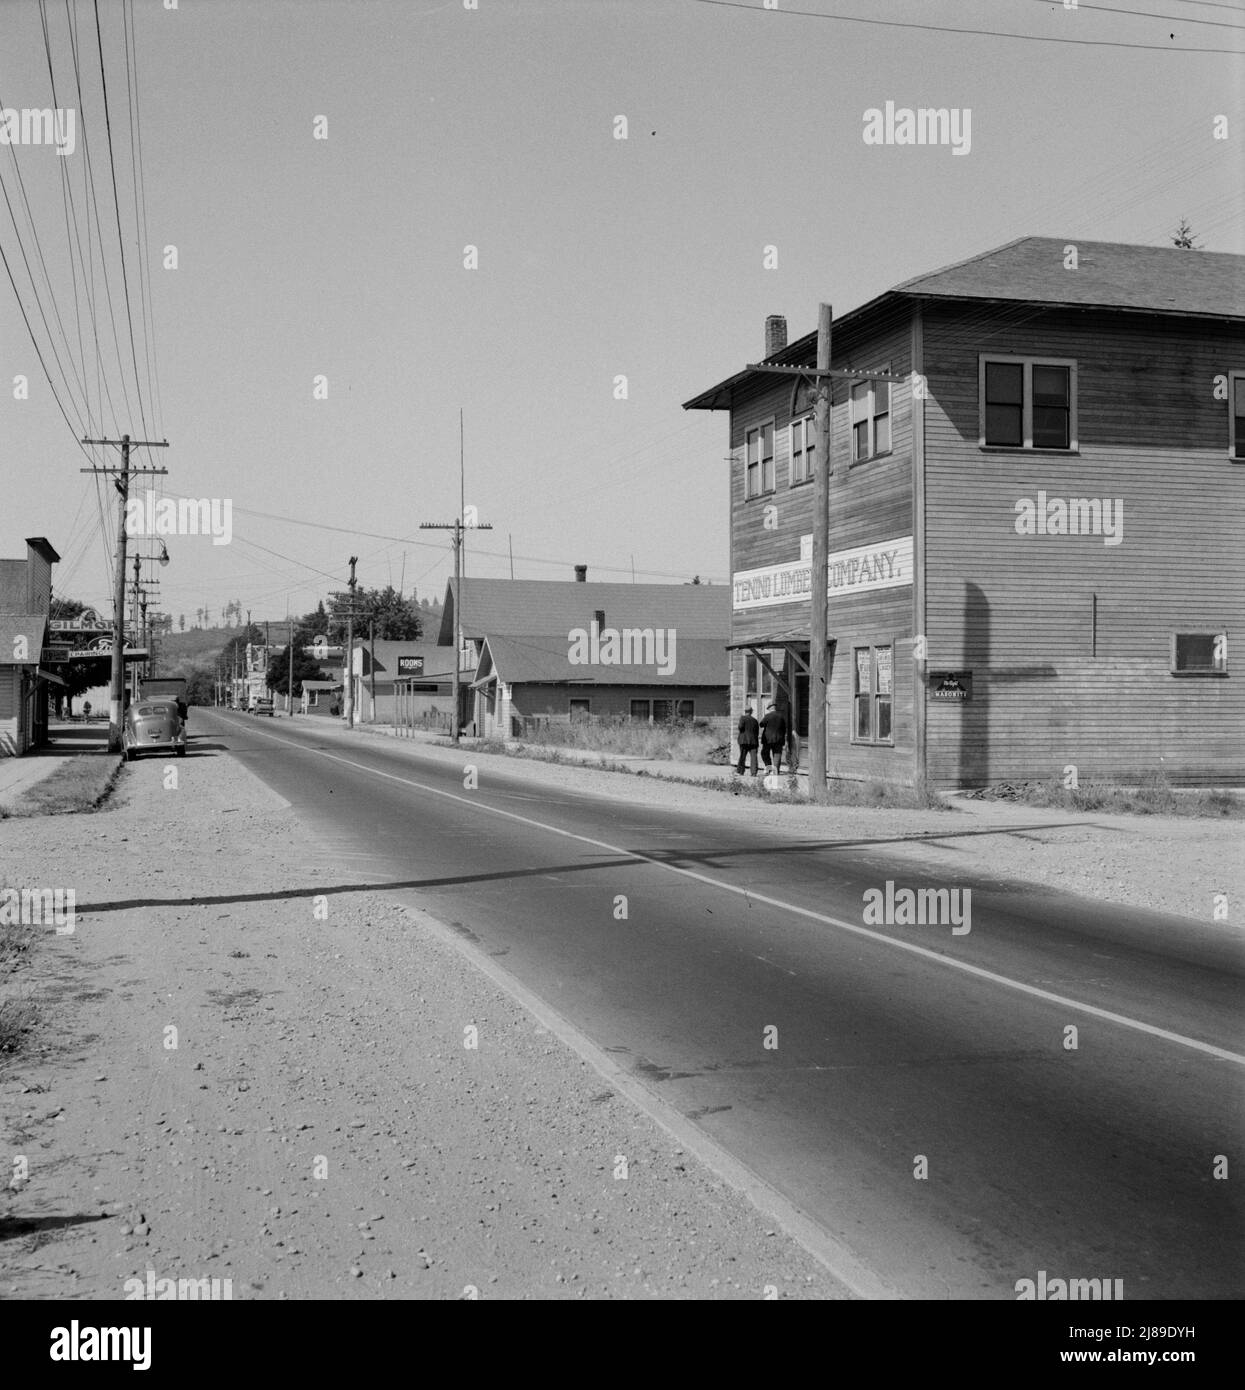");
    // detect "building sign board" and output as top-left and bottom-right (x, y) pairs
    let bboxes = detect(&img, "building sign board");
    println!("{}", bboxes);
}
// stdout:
(733, 535), (913, 611)
(397, 655), (425, 675)
(929, 670), (972, 701)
